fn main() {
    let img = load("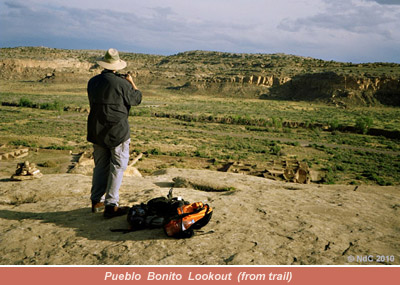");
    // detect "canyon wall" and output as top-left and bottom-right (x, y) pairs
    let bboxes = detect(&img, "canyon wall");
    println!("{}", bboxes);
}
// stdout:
(1, 48), (399, 106)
